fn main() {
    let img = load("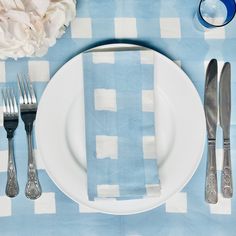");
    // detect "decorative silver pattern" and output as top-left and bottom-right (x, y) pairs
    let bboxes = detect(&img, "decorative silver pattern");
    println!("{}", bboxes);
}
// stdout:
(2, 89), (19, 198)
(18, 74), (42, 200)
